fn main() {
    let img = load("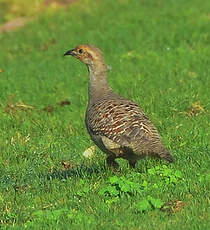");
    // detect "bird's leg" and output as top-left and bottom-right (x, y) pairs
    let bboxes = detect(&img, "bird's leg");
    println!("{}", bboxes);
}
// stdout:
(128, 160), (137, 168)
(106, 155), (119, 171)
